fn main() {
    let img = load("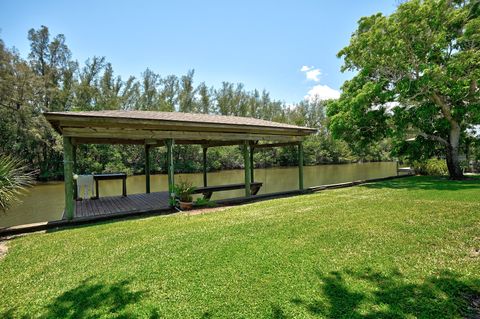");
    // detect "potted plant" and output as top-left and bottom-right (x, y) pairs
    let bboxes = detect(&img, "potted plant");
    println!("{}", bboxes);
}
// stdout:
(174, 179), (196, 210)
